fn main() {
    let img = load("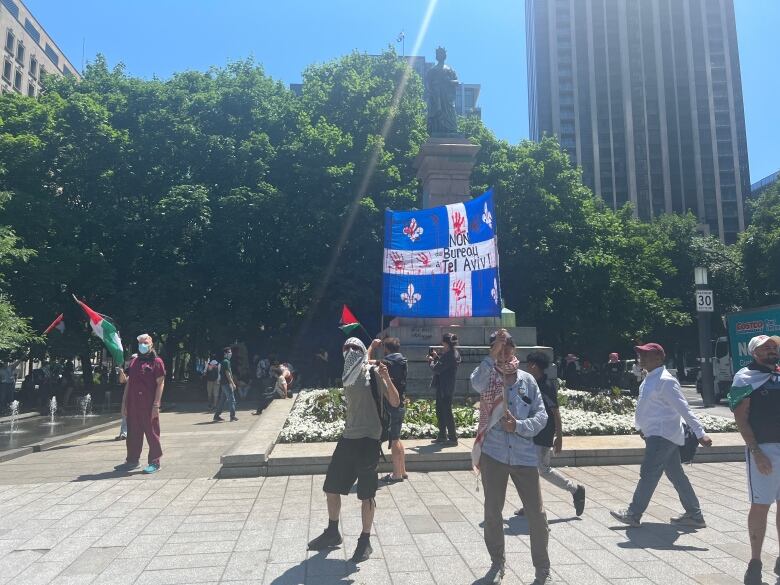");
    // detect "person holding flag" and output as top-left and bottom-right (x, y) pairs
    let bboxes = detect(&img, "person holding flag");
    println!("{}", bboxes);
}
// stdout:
(117, 334), (166, 474)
